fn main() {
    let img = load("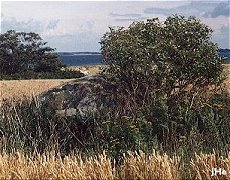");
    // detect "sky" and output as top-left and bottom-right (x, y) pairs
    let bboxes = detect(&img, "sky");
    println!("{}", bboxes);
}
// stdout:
(1, 0), (230, 52)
